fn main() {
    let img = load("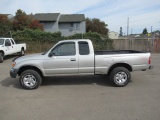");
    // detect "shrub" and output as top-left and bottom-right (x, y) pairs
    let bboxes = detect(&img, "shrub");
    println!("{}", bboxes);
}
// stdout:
(12, 29), (113, 53)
